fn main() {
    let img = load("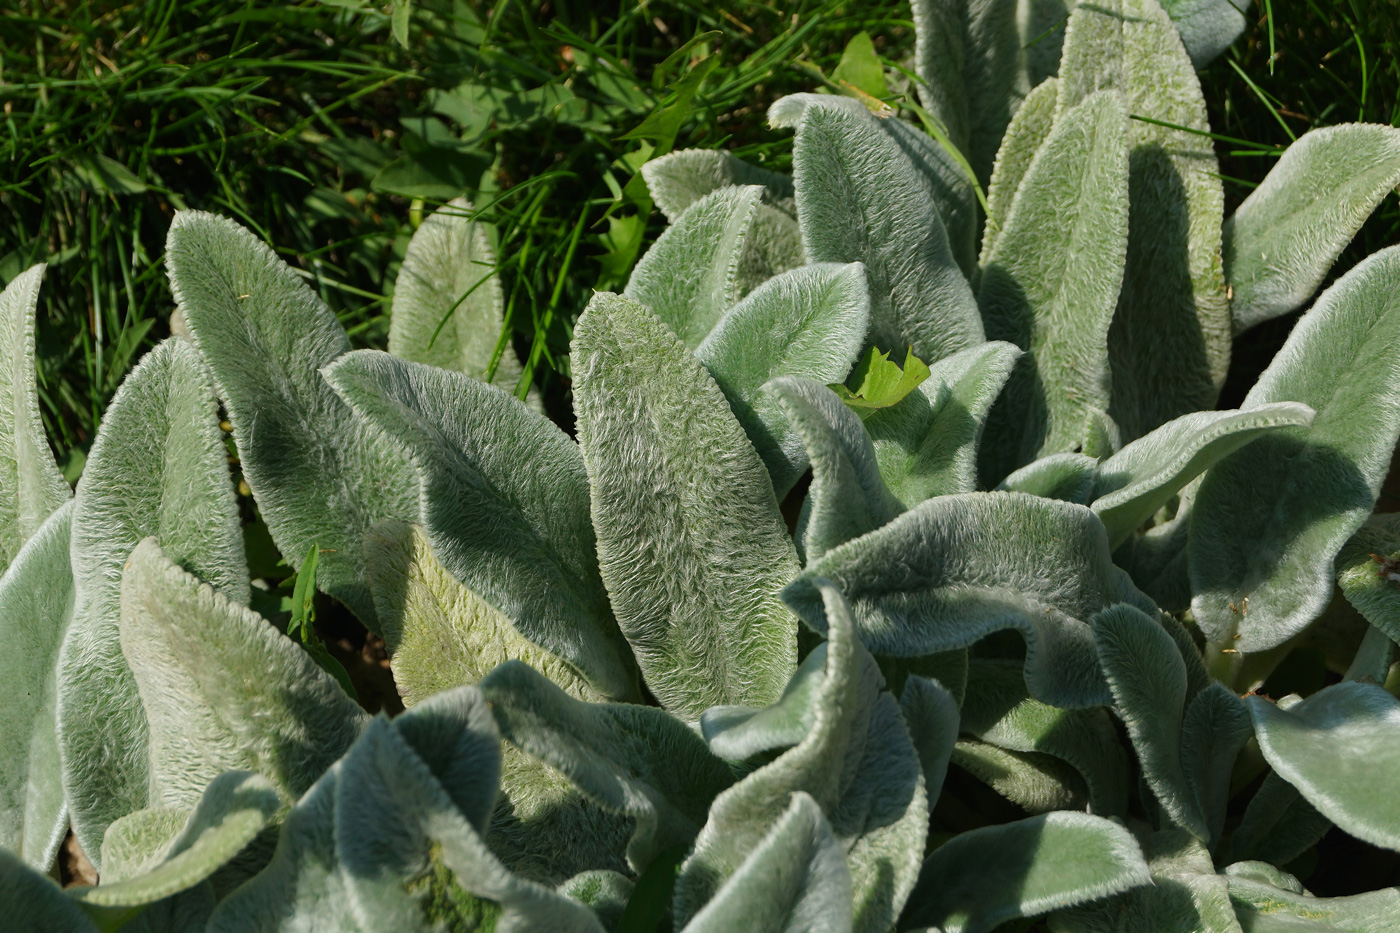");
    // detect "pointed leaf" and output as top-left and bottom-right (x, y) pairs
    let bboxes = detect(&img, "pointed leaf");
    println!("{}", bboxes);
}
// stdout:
(1092, 403), (1315, 548)
(771, 93), (984, 363)
(624, 186), (761, 348)
(1191, 246), (1400, 653)
(978, 91), (1130, 477)
(998, 453), (1098, 504)
(899, 674), (960, 804)
(676, 583), (926, 933)
(768, 376), (904, 564)
(480, 660), (734, 872)
(911, 0), (1028, 184)
(58, 337), (248, 865)
(902, 811), (1152, 933)
(75, 772), (279, 908)
(960, 659), (1130, 816)
(365, 521), (603, 705)
(952, 740), (1092, 813)
(119, 537), (366, 807)
(1247, 682), (1400, 851)
(0, 848), (99, 933)
(325, 350), (637, 700)
(1094, 604), (1206, 838)
(0, 501), (73, 869)
(572, 292), (799, 719)
(700, 645), (830, 761)
(1227, 124), (1400, 334)
(831, 347), (932, 415)
(388, 197), (525, 392)
(786, 492), (1158, 708)
(1181, 683), (1253, 845)
(1228, 772), (1330, 866)
(641, 149), (795, 222)
(1058, 0), (1231, 439)
(695, 263), (871, 498)
(981, 78), (1059, 267)
(0, 264), (69, 572)
(680, 793), (853, 933)
(864, 342), (1020, 505)
(166, 210), (417, 626)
